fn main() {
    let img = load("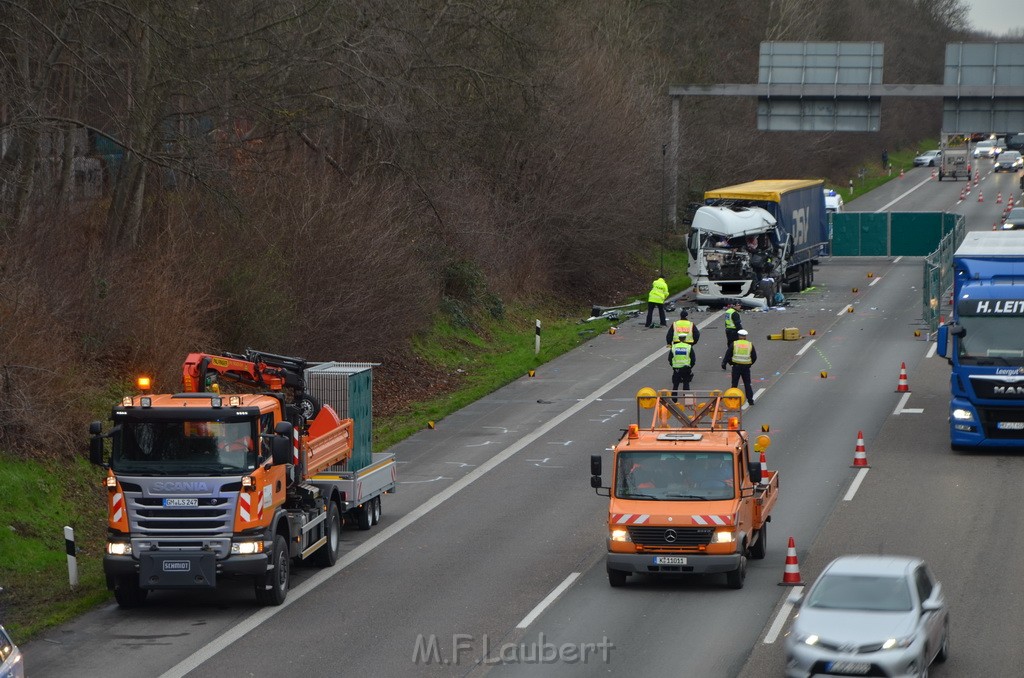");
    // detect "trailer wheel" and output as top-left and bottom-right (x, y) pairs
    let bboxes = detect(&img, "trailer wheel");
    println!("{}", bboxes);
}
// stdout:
(113, 575), (148, 608)
(255, 534), (290, 605)
(371, 496), (381, 525)
(749, 524), (767, 560)
(607, 569), (628, 587)
(356, 503), (372, 531)
(315, 502), (342, 567)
